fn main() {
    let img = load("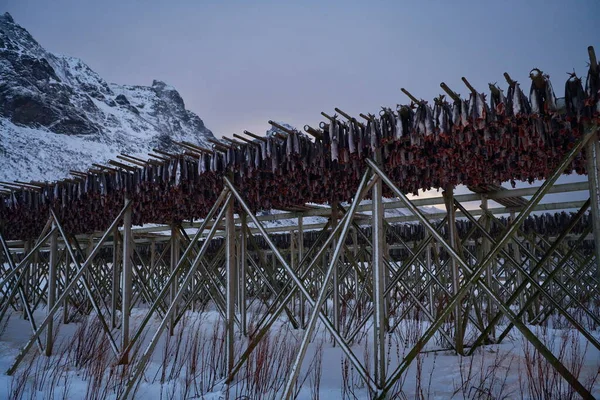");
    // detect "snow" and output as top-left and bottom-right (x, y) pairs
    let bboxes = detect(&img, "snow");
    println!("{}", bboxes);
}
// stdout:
(0, 120), (118, 182)
(0, 302), (598, 399)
